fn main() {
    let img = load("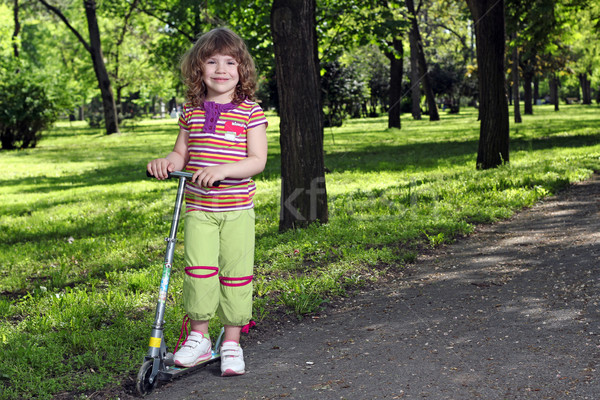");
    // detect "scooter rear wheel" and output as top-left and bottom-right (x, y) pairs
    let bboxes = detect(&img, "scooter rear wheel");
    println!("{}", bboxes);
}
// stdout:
(136, 359), (158, 396)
